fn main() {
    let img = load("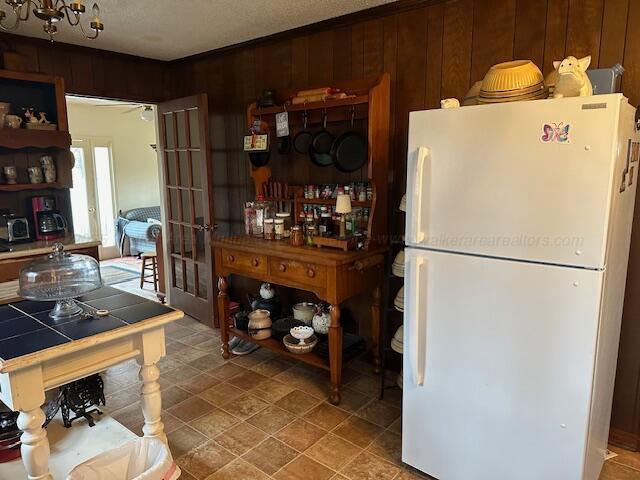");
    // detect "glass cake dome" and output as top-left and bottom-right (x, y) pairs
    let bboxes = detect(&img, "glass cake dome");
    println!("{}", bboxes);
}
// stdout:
(19, 243), (103, 320)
